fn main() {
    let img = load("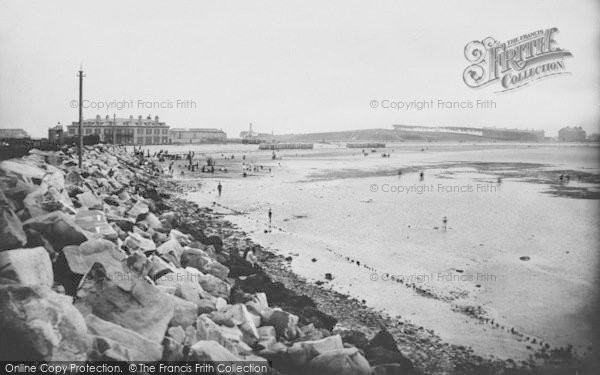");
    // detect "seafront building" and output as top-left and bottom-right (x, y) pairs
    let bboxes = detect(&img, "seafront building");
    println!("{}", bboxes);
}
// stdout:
(66, 115), (169, 145)
(168, 128), (227, 144)
(239, 123), (274, 141)
(0, 128), (30, 140)
(48, 123), (66, 143)
(558, 126), (587, 142)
